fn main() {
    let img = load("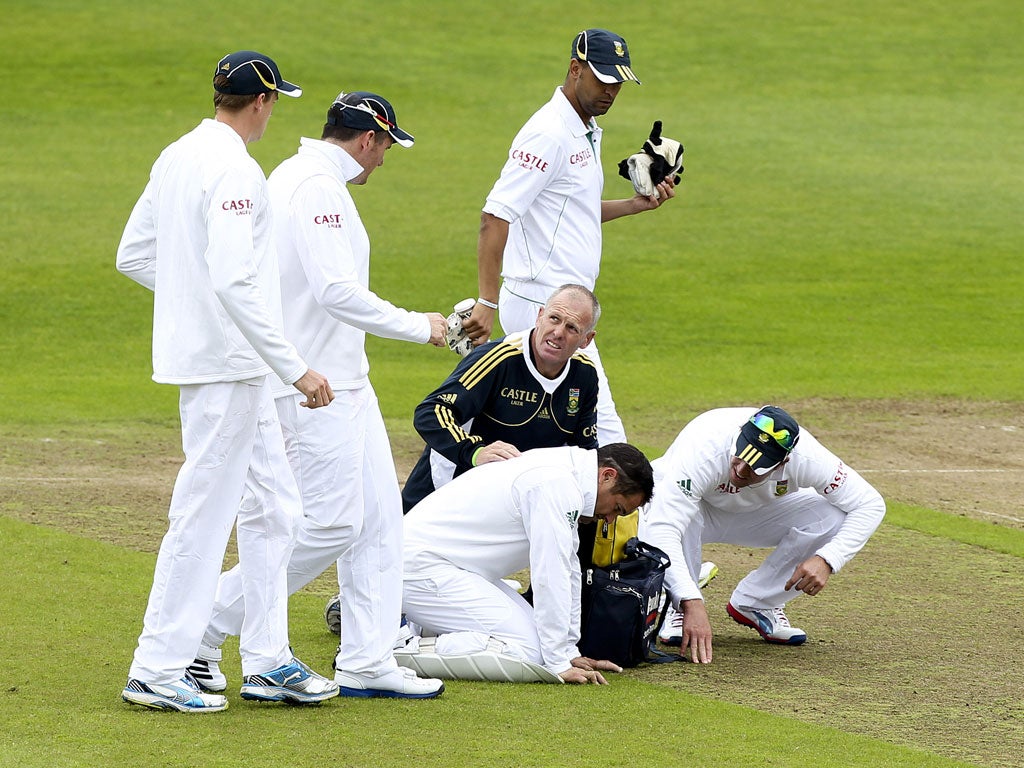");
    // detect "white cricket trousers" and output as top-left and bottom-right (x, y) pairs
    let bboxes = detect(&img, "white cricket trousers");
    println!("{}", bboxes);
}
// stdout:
(205, 384), (404, 676)
(129, 378), (298, 683)
(499, 279), (627, 445)
(402, 570), (542, 663)
(682, 489), (845, 610)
